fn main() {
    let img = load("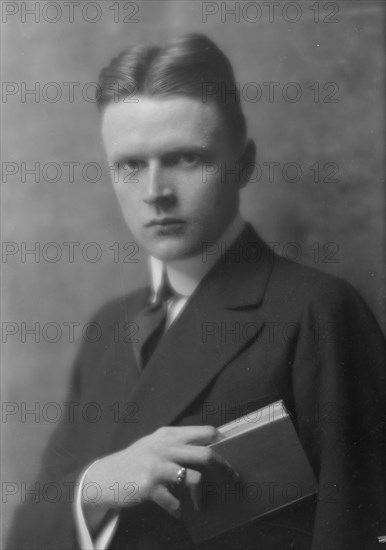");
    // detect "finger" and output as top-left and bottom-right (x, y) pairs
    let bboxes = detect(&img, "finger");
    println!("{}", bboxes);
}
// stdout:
(152, 485), (182, 520)
(156, 425), (222, 445)
(167, 466), (202, 513)
(168, 445), (240, 481)
(156, 461), (187, 486)
(185, 468), (202, 512)
(180, 425), (224, 445)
